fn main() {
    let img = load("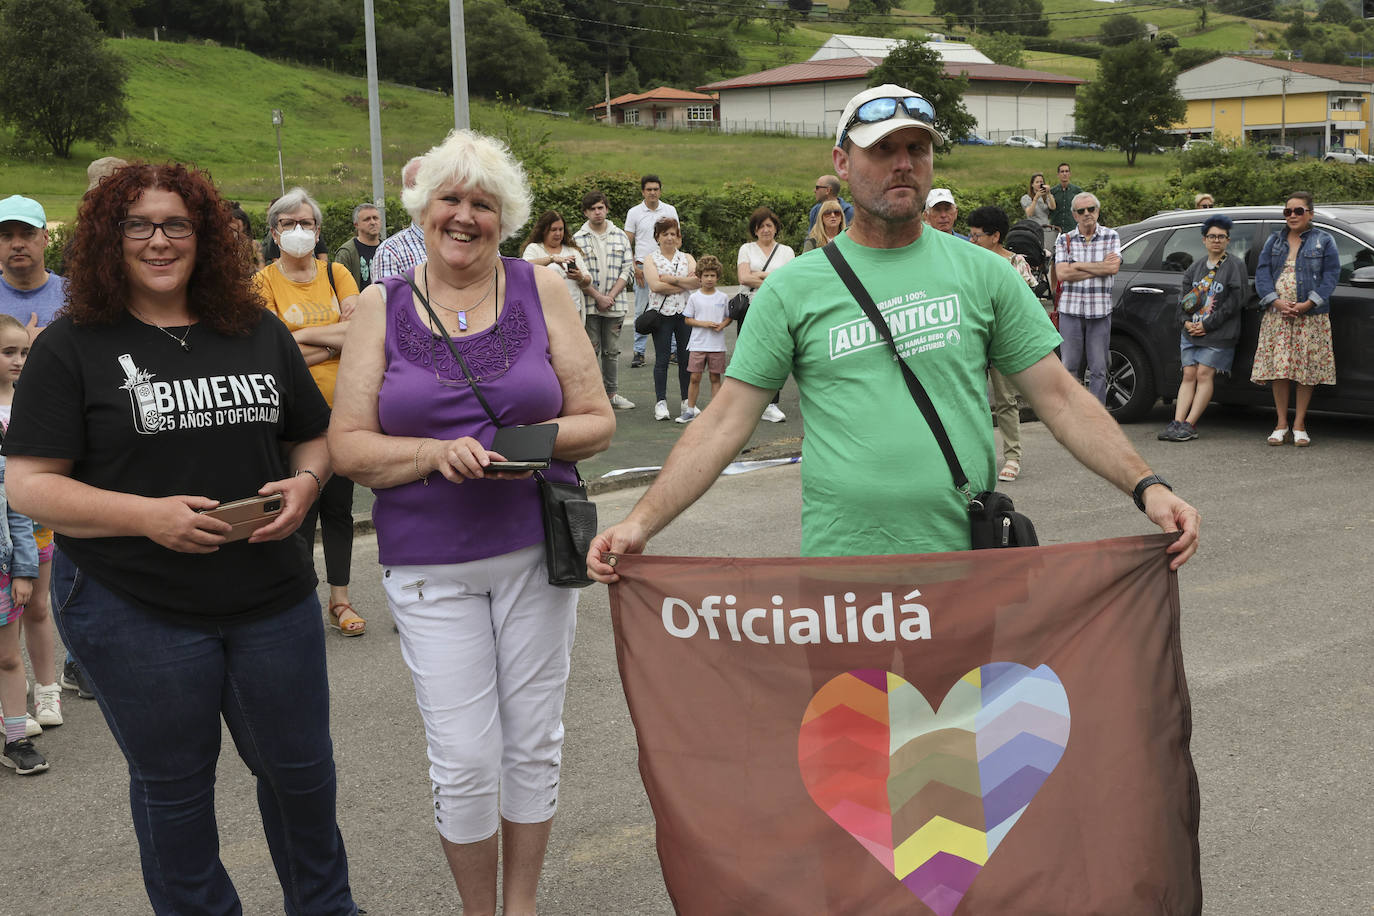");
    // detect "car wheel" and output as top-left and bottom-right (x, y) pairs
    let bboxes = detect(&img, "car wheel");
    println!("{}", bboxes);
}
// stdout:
(1325, 156), (1337, 162)
(1106, 336), (1156, 422)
